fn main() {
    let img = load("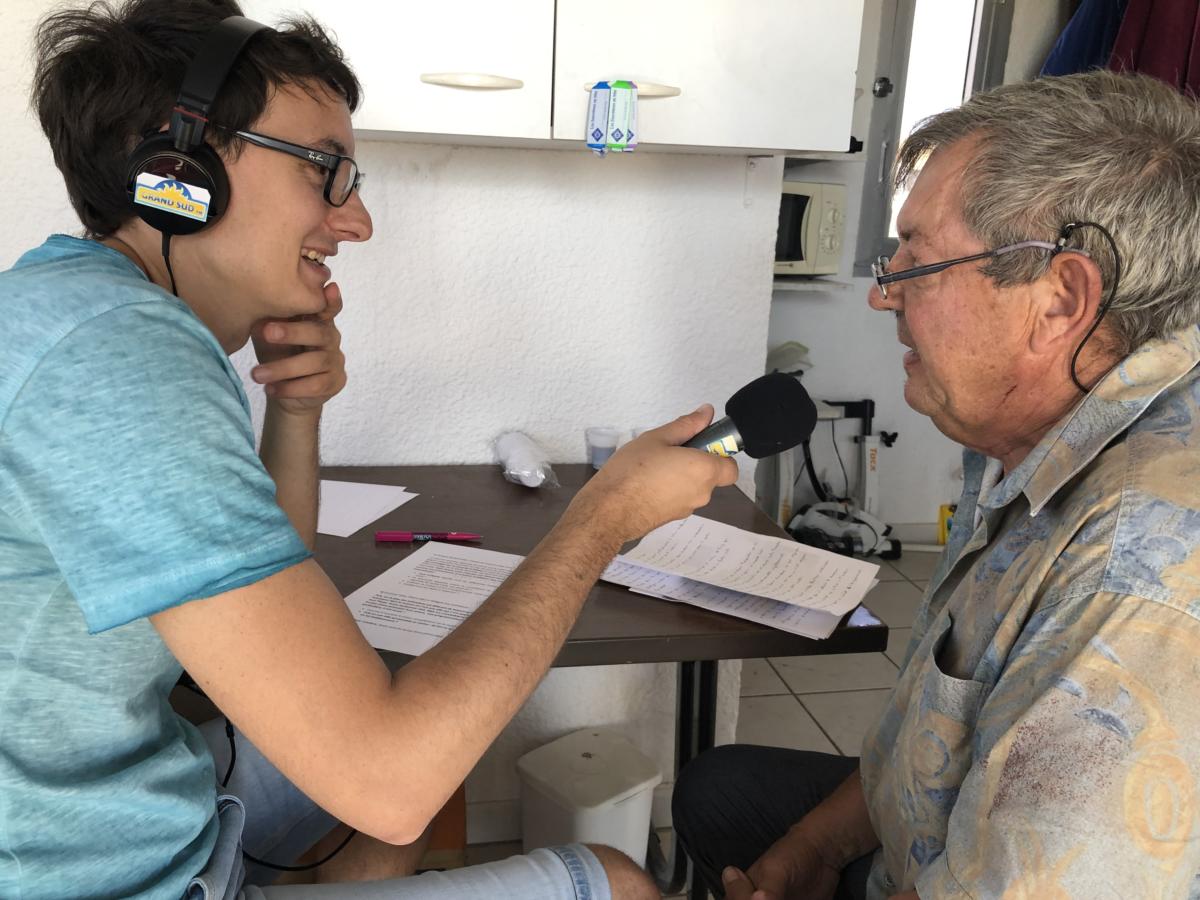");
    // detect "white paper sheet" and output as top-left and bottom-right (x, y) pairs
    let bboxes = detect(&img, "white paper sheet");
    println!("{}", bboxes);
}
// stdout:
(317, 480), (418, 538)
(618, 515), (878, 616)
(345, 542), (524, 656)
(602, 559), (845, 639)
